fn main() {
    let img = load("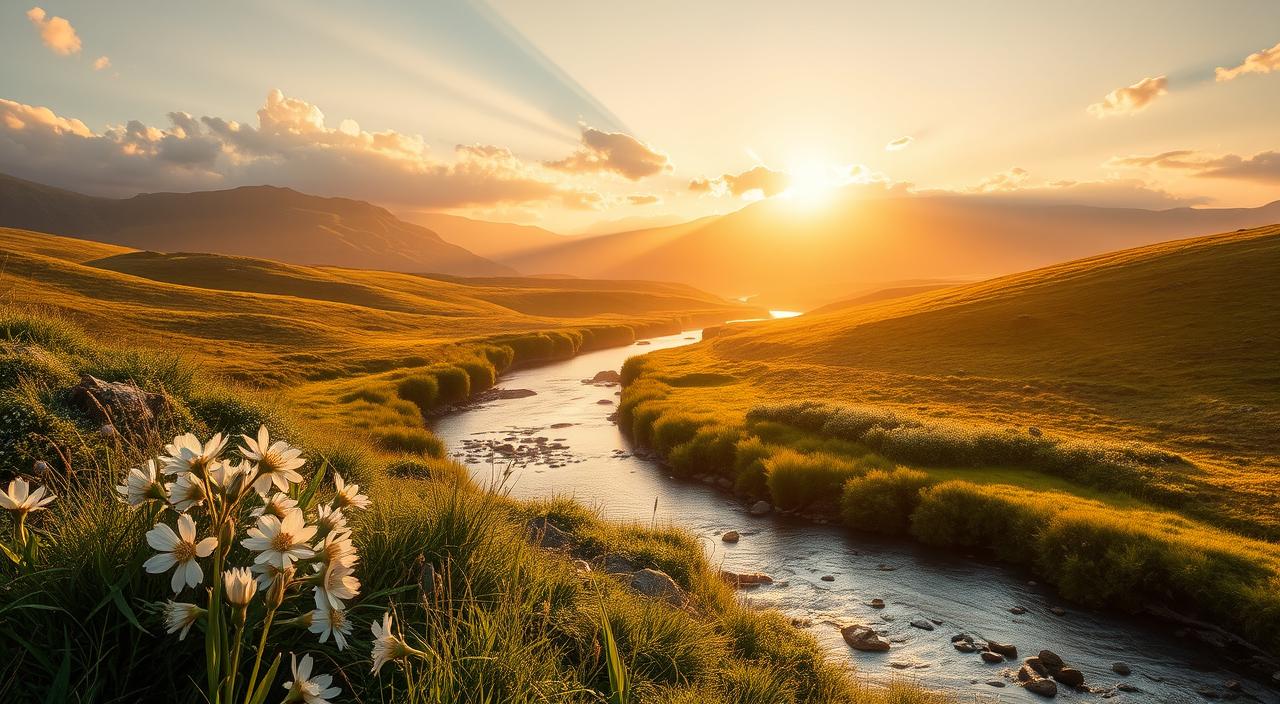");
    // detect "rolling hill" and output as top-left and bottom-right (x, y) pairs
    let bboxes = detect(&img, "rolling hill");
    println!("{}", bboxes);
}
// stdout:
(400, 211), (571, 261)
(0, 173), (513, 276)
(505, 190), (1280, 309)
